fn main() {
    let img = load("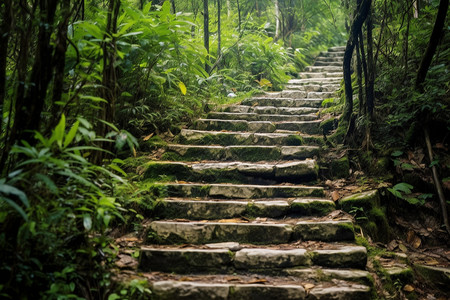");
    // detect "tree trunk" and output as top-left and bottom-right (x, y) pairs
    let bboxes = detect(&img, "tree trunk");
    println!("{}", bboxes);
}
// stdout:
(343, 0), (372, 123)
(171, 0), (176, 13)
(227, 0), (231, 18)
(218, 0), (221, 63)
(366, 6), (375, 117)
(203, 0), (210, 73)
(237, 0), (241, 32)
(356, 38), (364, 116)
(415, 0), (448, 92)
(274, 0), (280, 41)
(0, 0), (12, 113)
